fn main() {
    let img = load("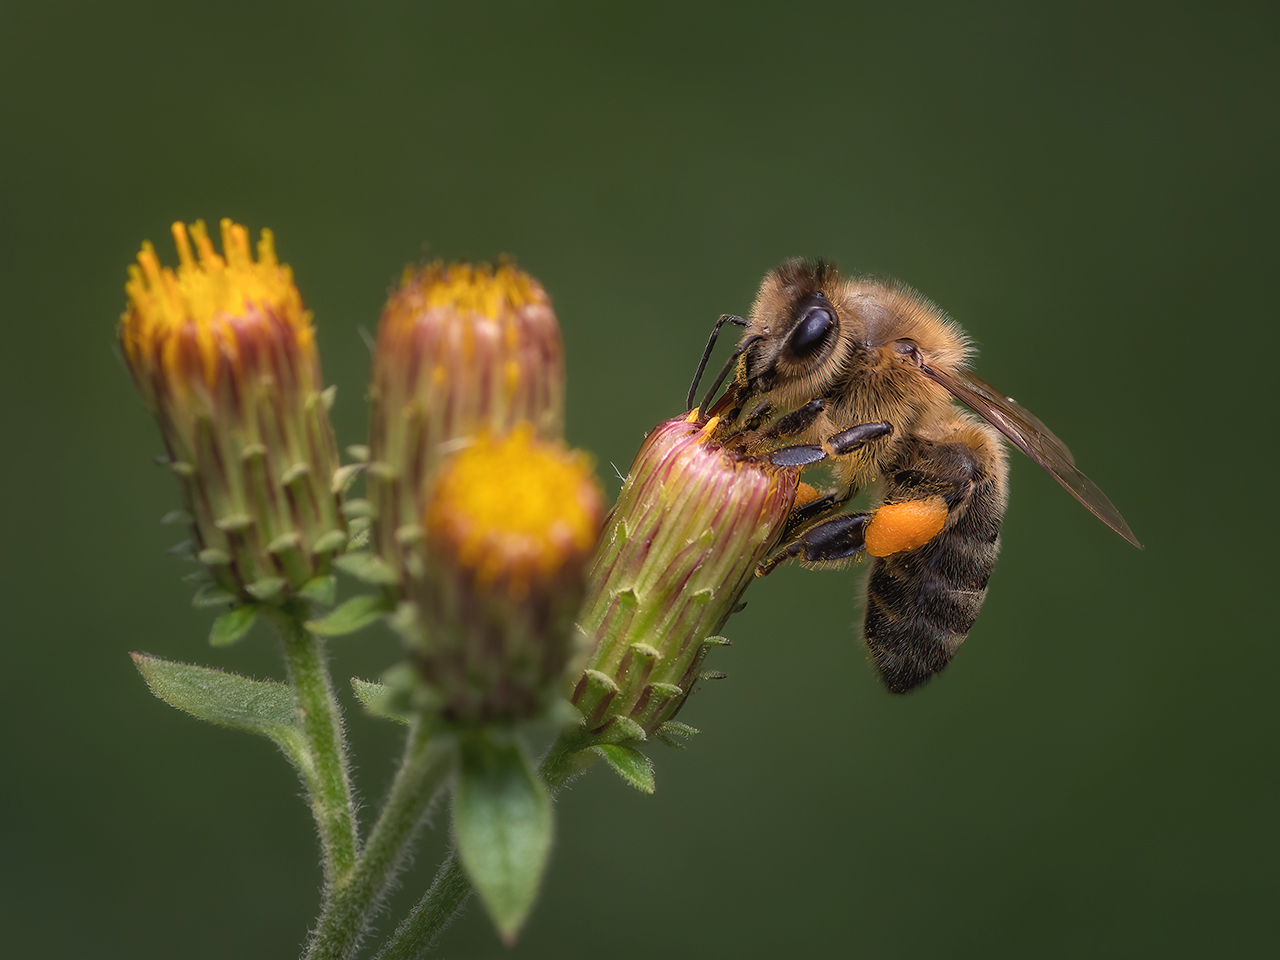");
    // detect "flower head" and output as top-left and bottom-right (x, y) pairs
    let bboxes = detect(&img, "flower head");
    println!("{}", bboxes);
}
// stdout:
(399, 426), (604, 725)
(572, 415), (802, 739)
(424, 426), (600, 599)
(119, 220), (348, 602)
(367, 261), (564, 581)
